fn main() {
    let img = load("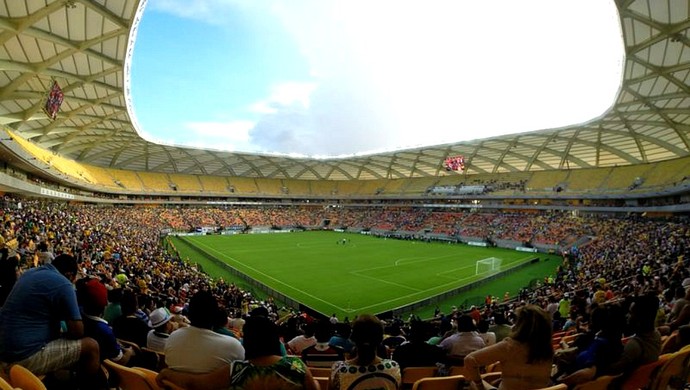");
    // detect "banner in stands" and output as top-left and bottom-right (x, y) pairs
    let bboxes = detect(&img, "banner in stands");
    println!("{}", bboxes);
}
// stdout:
(468, 241), (488, 247)
(40, 188), (74, 199)
(443, 155), (465, 171)
(516, 246), (538, 253)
